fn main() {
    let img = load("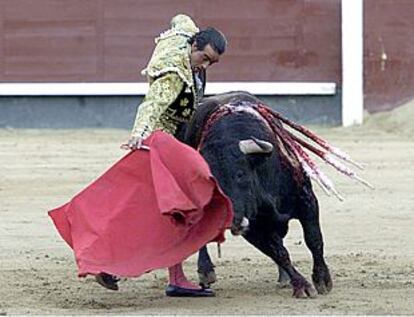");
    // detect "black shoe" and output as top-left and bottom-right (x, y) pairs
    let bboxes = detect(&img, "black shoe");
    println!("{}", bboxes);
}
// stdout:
(95, 273), (120, 291)
(165, 284), (215, 297)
